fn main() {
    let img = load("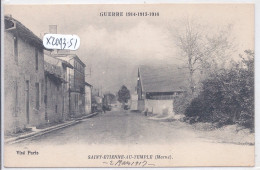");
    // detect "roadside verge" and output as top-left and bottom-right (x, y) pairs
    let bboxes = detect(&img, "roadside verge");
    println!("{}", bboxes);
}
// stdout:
(5, 112), (98, 145)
